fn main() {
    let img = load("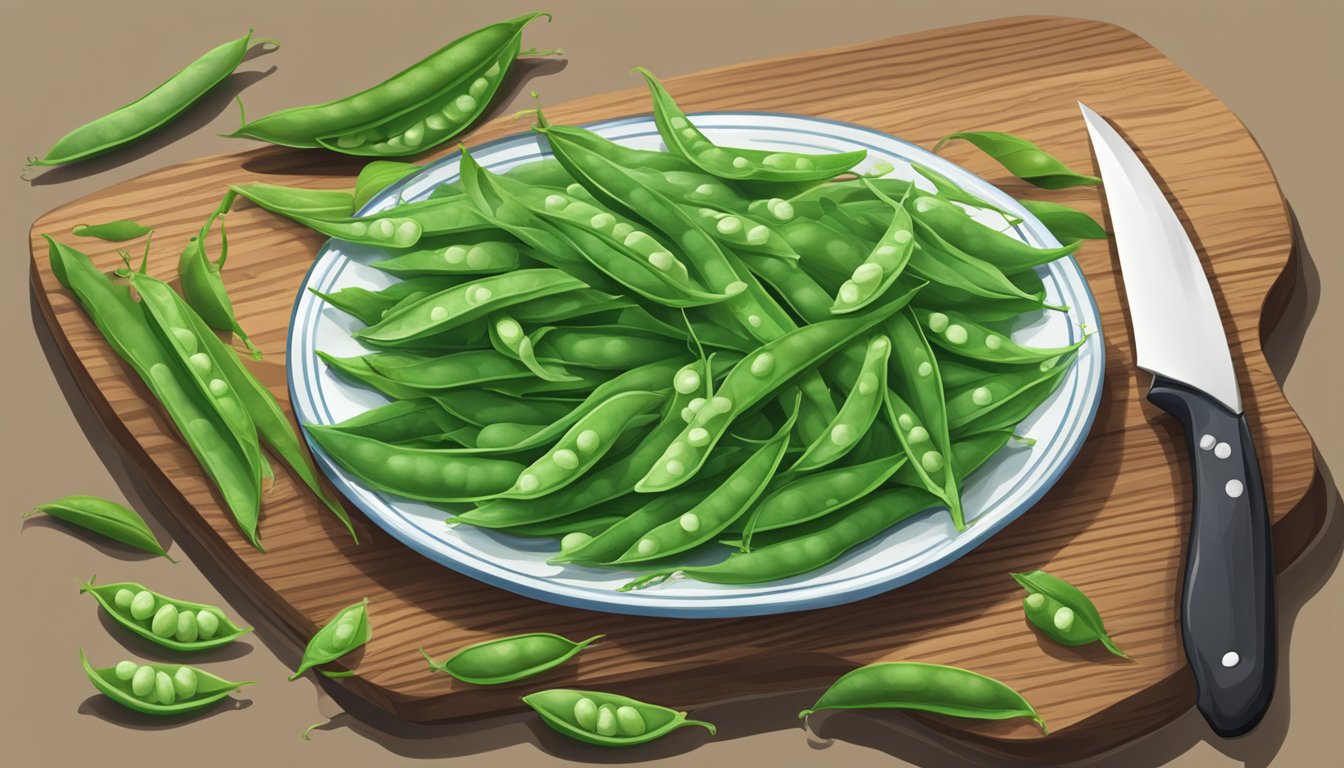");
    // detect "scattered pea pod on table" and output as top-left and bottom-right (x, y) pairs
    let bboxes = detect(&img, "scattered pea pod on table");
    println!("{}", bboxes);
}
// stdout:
(1013, 570), (1128, 657)
(28, 31), (274, 169)
(71, 219), (153, 242)
(227, 13), (557, 156)
(24, 494), (173, 561)
(81, 650), (254, 716)
(422, 632), (602, 685)
(290, 598), (371, 680)
(523, 689), (716, 746)
(933, 130), (1100, 189)
(81, 577), (251, 651)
